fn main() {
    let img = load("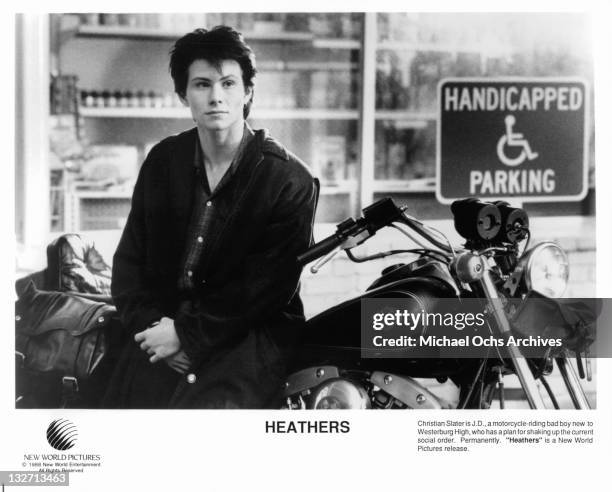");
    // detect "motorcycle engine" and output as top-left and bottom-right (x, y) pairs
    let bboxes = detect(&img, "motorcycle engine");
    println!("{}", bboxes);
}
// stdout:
(310, 379), (371, 409)
(283, 367), (446, 410)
